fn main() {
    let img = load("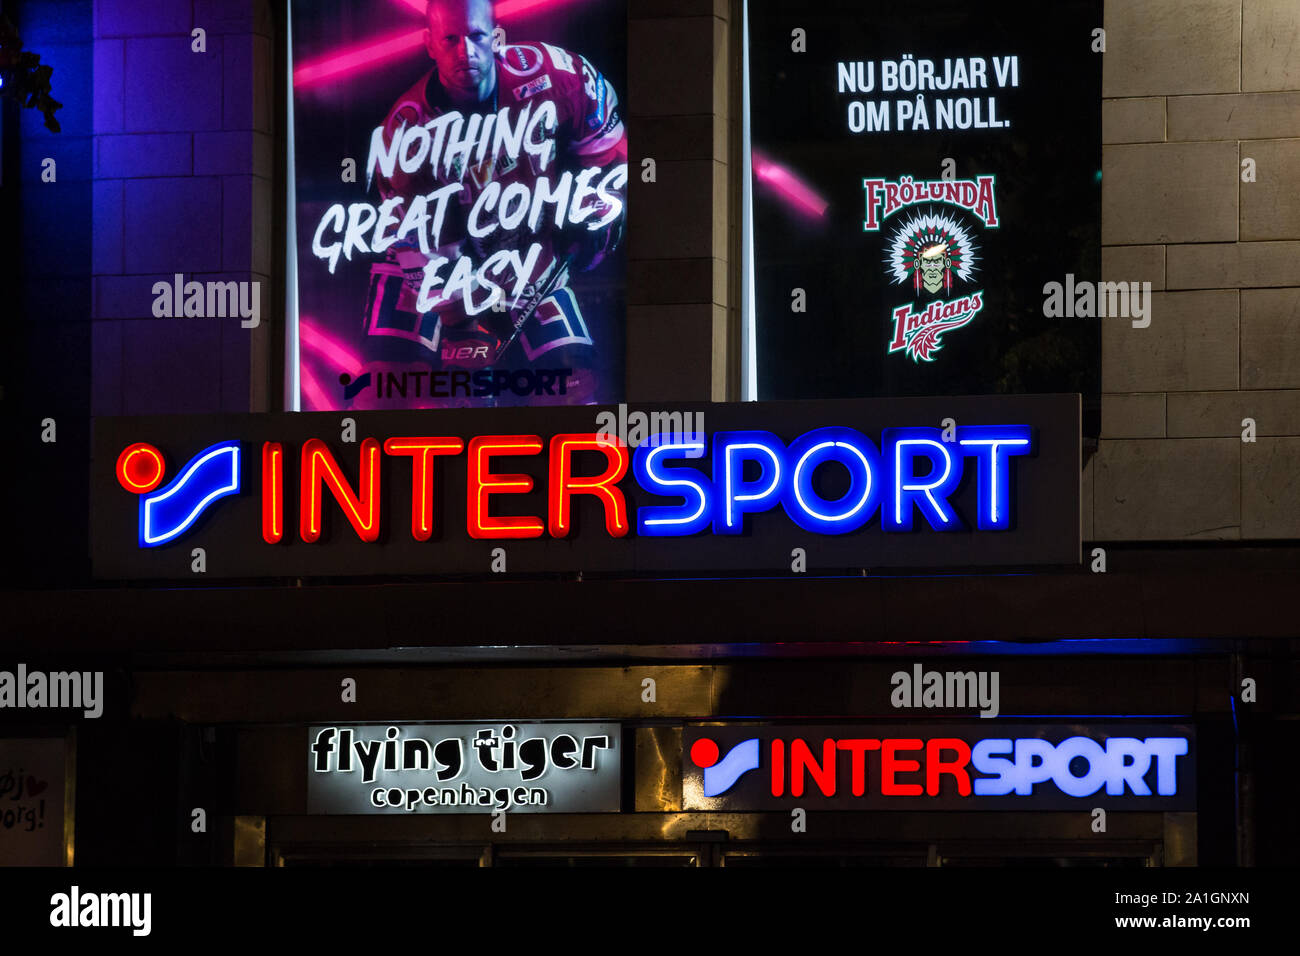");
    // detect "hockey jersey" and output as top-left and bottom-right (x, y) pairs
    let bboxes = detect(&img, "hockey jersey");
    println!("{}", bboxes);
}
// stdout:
(366, 41), (627, 355)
